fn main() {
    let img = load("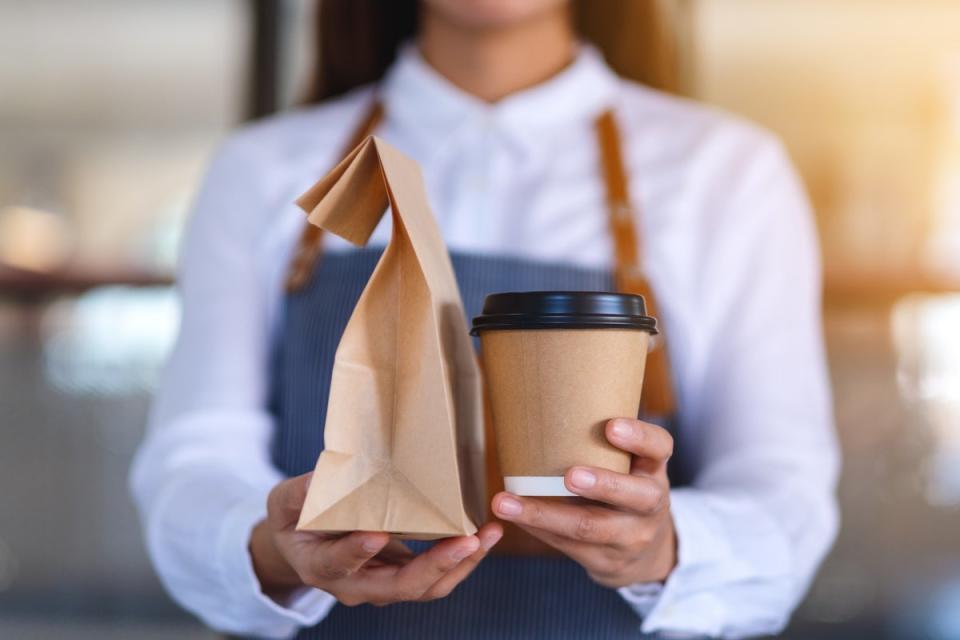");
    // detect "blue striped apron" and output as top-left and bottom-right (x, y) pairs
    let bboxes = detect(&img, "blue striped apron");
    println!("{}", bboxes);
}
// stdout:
(268, 247), (691, 639)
